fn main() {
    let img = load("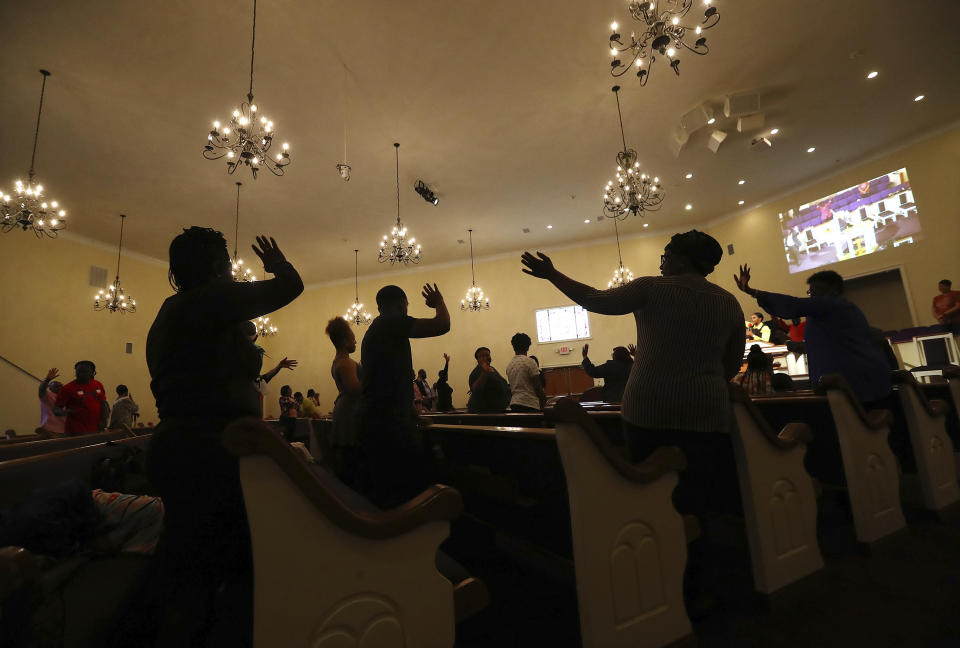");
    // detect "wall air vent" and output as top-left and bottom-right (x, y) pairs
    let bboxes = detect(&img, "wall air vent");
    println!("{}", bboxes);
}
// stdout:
(89, 266), (108, 288)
